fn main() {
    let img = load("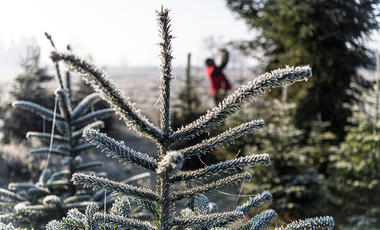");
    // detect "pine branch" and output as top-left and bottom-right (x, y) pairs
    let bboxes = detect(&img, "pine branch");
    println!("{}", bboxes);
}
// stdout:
(50, 170), (71, 181)
(0, 202), (17, 212)
(49, 51), (164, 142)
(67, 208), (86, 220)
(27, 187), (50, 198)
(55, 144), (70, 152)
(63, 195), (91, 204)
(71, 173), (159, 202)
(8, 183), (37, 191)
(173, 211), (244, 228)
(26, 132), (68, 144)
(84, 203), (98, 230)
(45, 181), (73, 190)
(38, 169), (51, 185)
(277, 216), (335, 230)
(170, 153), (270, 182)
(94, 213), (153, 230)
(0, 188), (26, 202)
(209, 227), (233, 230)
(172, 172), (251, 201)
(110, 197), (131, 218)
(121, 172), (151, 184)
(14, 204), (51, 216)
(55, 88), (72, 119)
(61, 201), (101, 211)
(236, 209), (276, 230)
(59, 217), (85, 230)
(30, 147), (68, 156)
(136, 199), (158, 216)
(71, 93), (101, 120)
(72, 120), (104, 140)
(43, 195), (62, 208)
(55, 120), (70, 136)
(209, 228), (232, 230)
(45, 32), (65, 90)
(0, 221), (25, 230)
(171, 66), (312, 142)
(83, 129), (158, 171)
(179, 119), (265, 158)
(12, 101), (65, 122)
(72, 143), (96, 154)
(75, 161), (103, 171)
(157, 7), (174, 139)
(234, 191), (273, 214)
(71, 108), (114, 126)
(190, 194), (216, 215)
